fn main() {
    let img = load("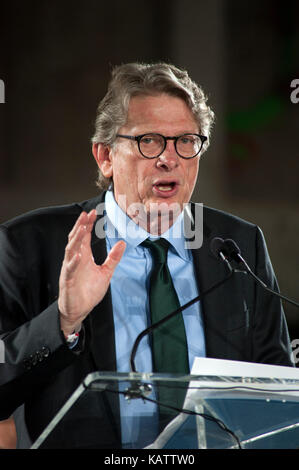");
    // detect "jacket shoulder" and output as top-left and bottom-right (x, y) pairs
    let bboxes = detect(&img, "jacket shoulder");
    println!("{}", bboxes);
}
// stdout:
(202, 204), (257, 231)
(1, 194), (105, 234)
